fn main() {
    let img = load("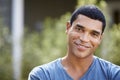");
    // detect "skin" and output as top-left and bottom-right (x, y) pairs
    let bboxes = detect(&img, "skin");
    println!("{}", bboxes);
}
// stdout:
(62, 14), (103, 80)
